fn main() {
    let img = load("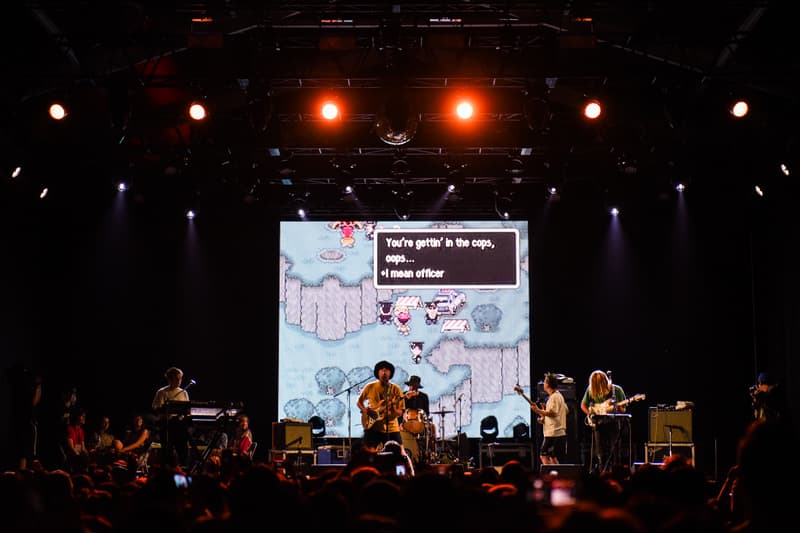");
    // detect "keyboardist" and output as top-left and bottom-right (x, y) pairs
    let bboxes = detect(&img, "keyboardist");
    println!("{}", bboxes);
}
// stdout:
(152, 366), (191, 468)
